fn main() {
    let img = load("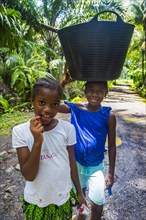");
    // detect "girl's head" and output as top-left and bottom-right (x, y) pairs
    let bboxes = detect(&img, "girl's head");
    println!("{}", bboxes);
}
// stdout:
(84, 81), (108, 107)
(31, 77), (63, 126)
(32, 77), (63, 100)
